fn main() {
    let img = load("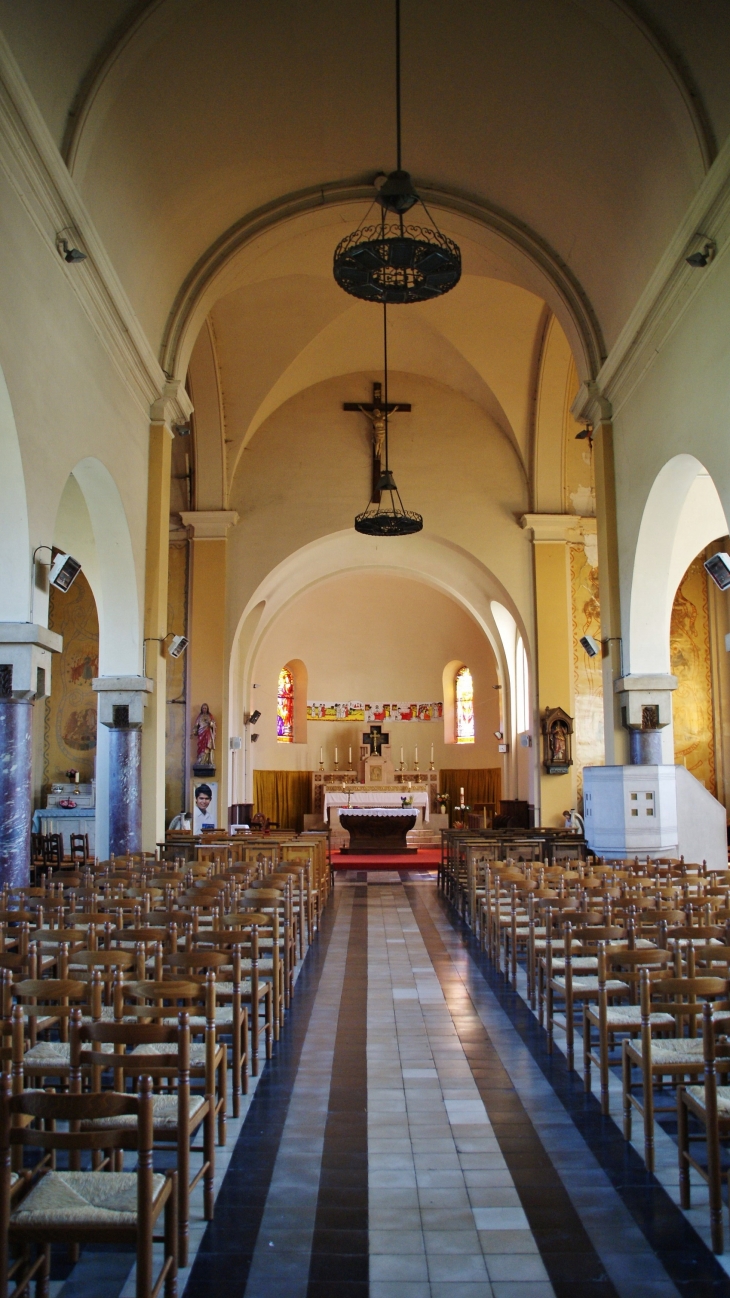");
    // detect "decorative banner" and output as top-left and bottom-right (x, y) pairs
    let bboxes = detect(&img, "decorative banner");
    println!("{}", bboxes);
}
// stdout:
(307, 701), (442, 722)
